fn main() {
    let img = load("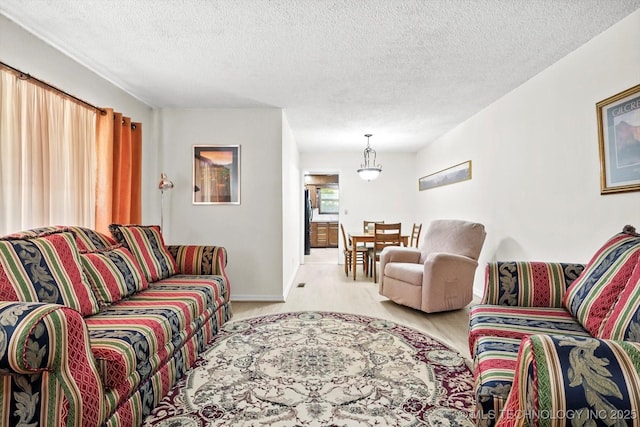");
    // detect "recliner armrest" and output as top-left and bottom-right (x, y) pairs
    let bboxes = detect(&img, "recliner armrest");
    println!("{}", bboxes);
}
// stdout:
(421, 252), (479, 312)
(380, 246), (422, 265)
